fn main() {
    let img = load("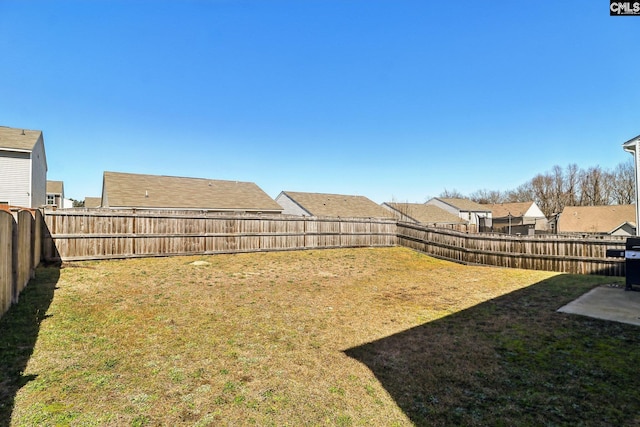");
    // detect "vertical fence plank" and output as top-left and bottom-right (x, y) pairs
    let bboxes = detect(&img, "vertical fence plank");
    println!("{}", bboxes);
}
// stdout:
(0, 211), (14, 316)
